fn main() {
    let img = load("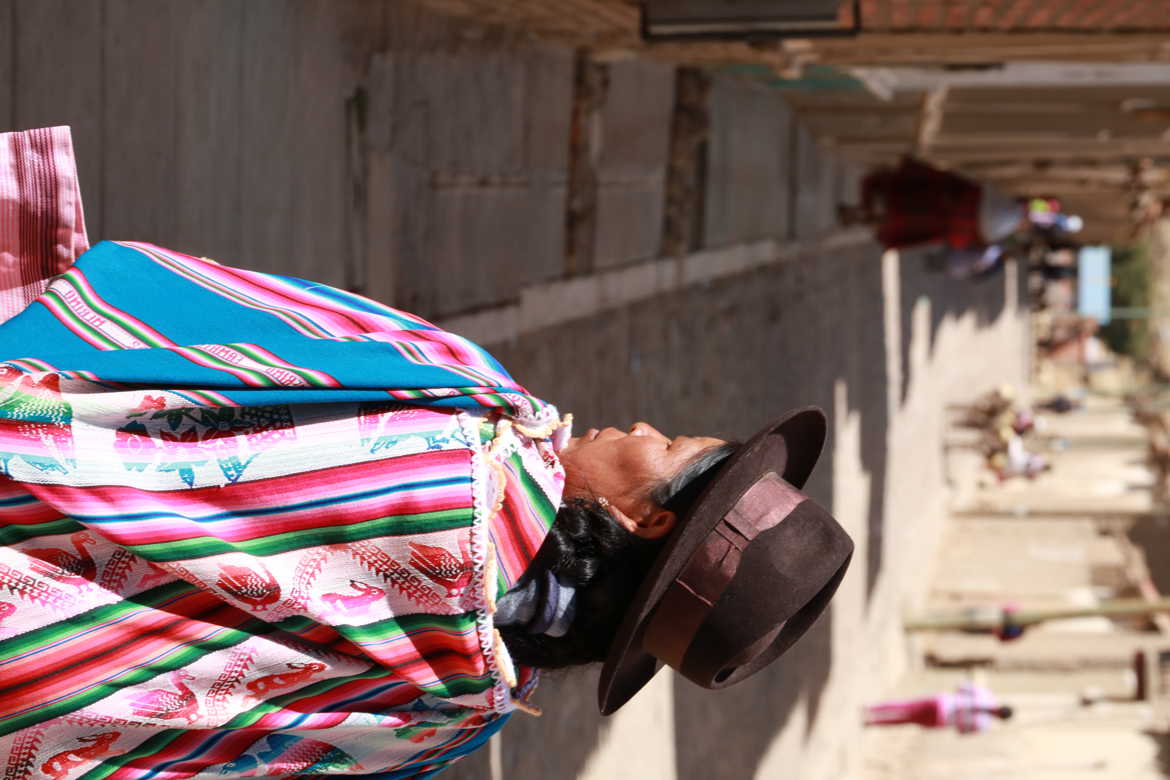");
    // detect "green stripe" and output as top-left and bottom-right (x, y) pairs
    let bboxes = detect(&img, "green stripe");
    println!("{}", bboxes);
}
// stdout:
(0, 581), (198, 662)
(232, 342), (330, 389)
(181, 388), (224, 406)
(78, 727), (189, 780)
(457, 367), (499, 388)
(336, 611), (478, 645)
(80, 652), (491, 779)
(495, 567), (509, 601)
(185, 346), (277, 387)
(0, 516), (86, 545)
(0, 492), (38, 507)
(0, 632), (256, 737)
(509, 452), (557, 532)
(332, 612), (493, 698)
(61, 271), (164, 346)
(142, 247), (326, 336)
(42, 289), (121, 349)
(127, 508), (473, 562)
(393, 340), (427, 364)
(0, 584), (249, 737)
(3, 602), (318, 741)
(0, 388), (70, 423)
(78, 667), (404, 780)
